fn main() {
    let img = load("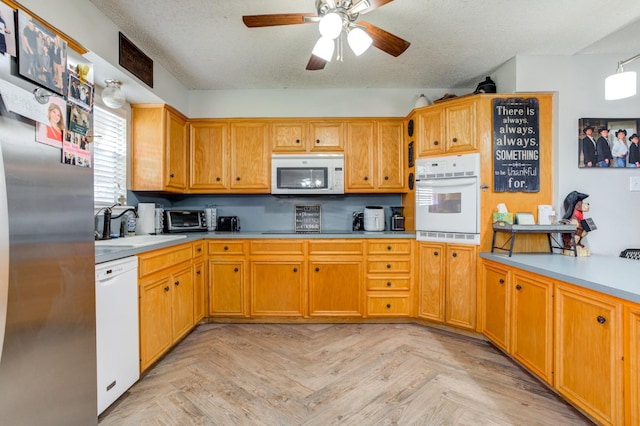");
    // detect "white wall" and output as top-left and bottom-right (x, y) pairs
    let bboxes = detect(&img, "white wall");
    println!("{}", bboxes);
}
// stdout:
(511, 55), (640, 255)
